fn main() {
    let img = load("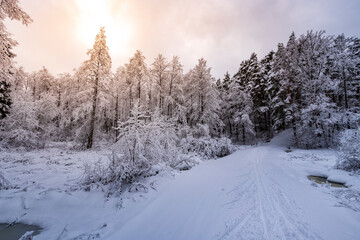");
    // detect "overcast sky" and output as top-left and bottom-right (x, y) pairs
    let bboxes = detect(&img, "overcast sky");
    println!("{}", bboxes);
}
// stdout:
(5, 0), (360, 79)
